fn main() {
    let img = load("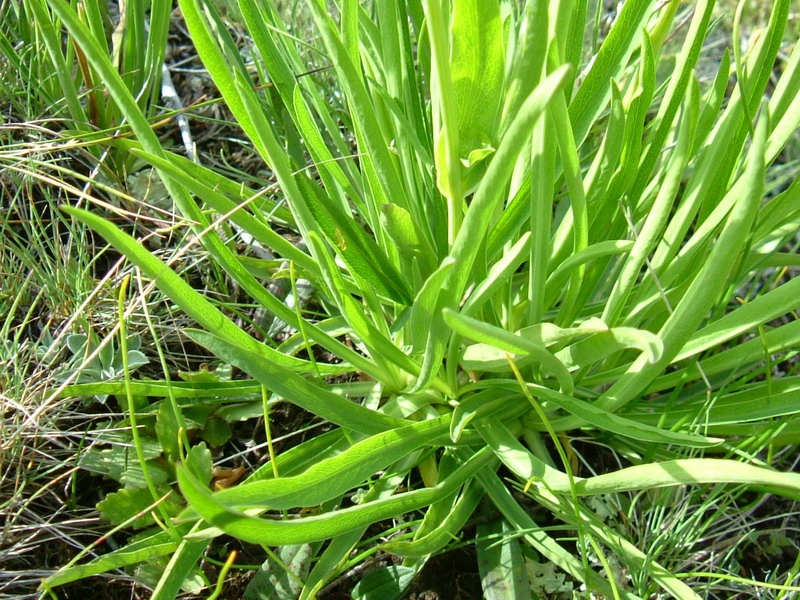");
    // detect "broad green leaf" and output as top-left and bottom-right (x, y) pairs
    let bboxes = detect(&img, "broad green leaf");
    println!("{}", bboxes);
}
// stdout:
(59, 380), (264, 400)
(554, 326), (663, 369)
(156, 401), (180, 460)
(424, 0), (463, 224)
(450, 388), (520, 443)
(632, 377), (800, 427)
(200, 417), (232, 448)
(501, 0), (548, 124)
(351, 565), (418, 600)
(178, 448), (494, 545)
(209, 416), (450, 510)
(119, 460), (169, 490)
(307, 233), (420, 387)
(380, 203), (437, 274)
(477, 518), (531, 600)
(461, 319), (611, 372)
(409, 257), (456, 355)
(446, 65), (569, 303)
(450, 0), (504, 158)
(569, 0), (656, 147)
(246, 429), (349, 482)
(186, 442), (213, 486)
(244, 544), (312, 600)
(674, 274), (800, 362)
(477, 421), (572, 491)
(97, 488), (181, 529)
(462, 233), (532, 317)
(648, 319), (800, 393)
